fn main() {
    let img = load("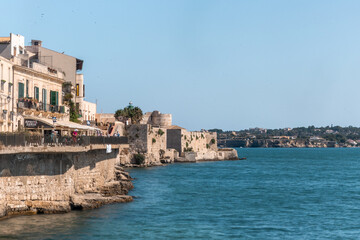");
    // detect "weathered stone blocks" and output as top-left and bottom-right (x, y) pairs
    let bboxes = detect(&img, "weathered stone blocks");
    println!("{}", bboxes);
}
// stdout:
(0, 147), (133, 219)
